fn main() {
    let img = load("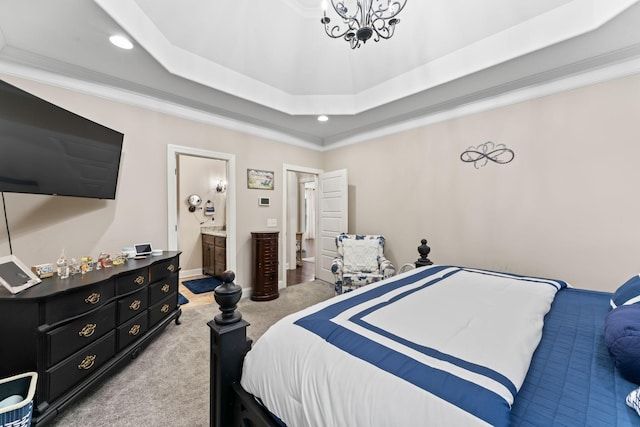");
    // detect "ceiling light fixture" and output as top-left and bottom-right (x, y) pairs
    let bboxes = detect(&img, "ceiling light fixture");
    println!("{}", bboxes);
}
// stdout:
(321, 0), (407, 49)
(109, 35), (133, 50)
(317, 115), (329, 122)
